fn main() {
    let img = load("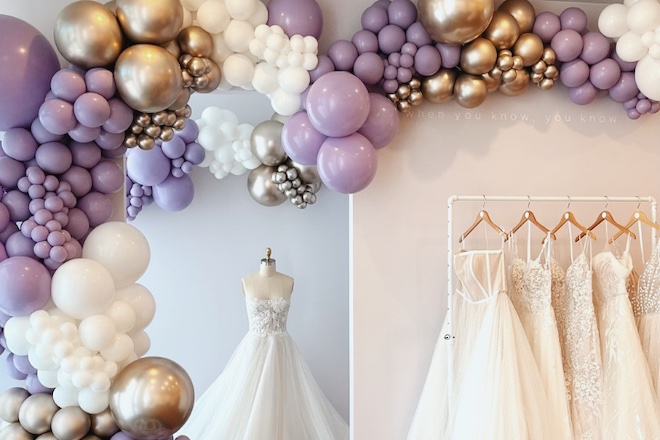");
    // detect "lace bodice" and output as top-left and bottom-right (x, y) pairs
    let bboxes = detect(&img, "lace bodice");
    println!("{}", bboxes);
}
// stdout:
(592, 251), (633, 305)
(510, 258), (552, 314)
(633, 241), (660, 317)
(246, 297), (290, 336)
(455, 250), (506, 302)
